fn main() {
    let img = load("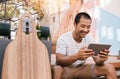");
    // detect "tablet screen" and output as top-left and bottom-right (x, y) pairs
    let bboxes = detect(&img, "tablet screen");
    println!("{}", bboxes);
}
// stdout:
(88, 44), (111, 55)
